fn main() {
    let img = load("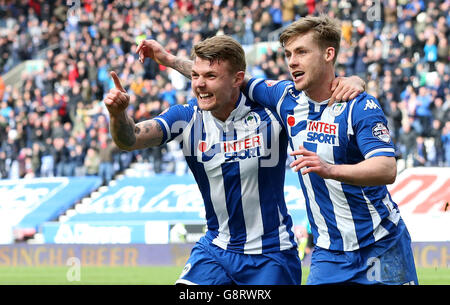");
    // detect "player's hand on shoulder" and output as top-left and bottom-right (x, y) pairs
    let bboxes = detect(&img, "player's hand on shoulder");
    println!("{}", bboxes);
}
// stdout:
(329, 75), (365, 106)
